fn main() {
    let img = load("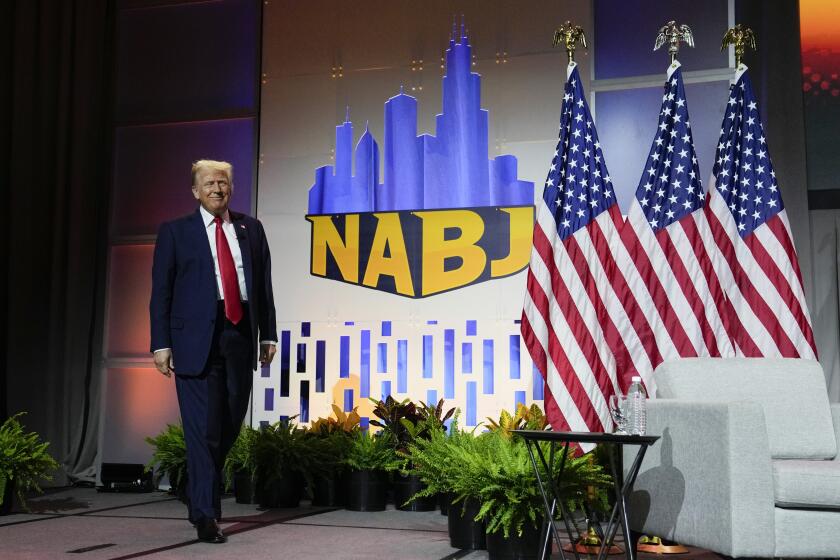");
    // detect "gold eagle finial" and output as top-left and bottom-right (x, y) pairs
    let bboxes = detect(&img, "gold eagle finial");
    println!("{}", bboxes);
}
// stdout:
(654, 20), (694, 65)
(553, 21), (587, 63)
(721, 24), (757, 67)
